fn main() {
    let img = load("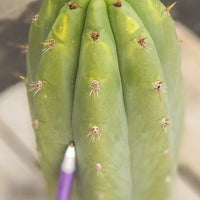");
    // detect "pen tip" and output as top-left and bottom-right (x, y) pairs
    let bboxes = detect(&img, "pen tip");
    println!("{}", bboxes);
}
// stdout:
(69, 142), (75, 147)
